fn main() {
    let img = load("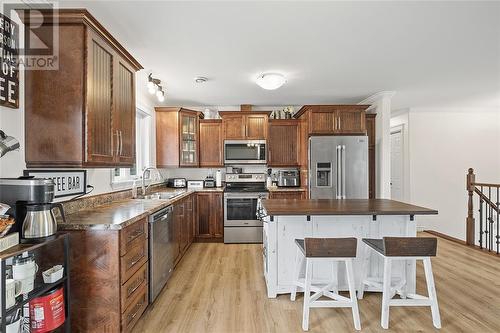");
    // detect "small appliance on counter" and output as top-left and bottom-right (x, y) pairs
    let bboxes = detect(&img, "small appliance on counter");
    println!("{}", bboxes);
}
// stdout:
(0, 177), (65, 242)
(166, 178), (187, 188)
(203, 177), (215, 188)
(187, 180), (204, 189)
(277, 170), (300, 187)
(215, 170), (222, 187)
